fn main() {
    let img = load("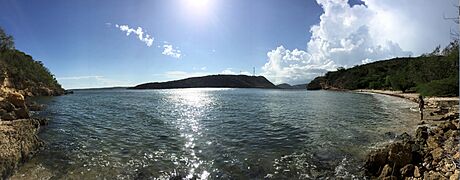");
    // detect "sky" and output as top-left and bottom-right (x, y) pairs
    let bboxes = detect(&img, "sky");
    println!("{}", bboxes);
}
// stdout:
(0, 0), (457, 89)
